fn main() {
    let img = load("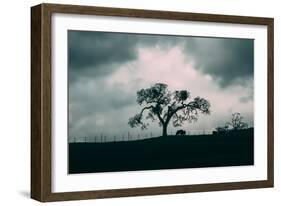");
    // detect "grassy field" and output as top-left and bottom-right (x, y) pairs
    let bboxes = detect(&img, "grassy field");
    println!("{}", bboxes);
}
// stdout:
(68, 129), (254, 174)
